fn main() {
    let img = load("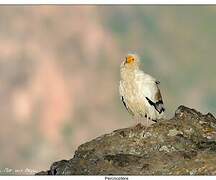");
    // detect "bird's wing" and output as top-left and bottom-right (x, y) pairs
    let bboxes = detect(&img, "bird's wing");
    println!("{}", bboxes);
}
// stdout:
(155, 80), (160, 84)
(144, 81), (165, 114)
(121, 96), (134, 116)
(119, 81), (135, 116)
